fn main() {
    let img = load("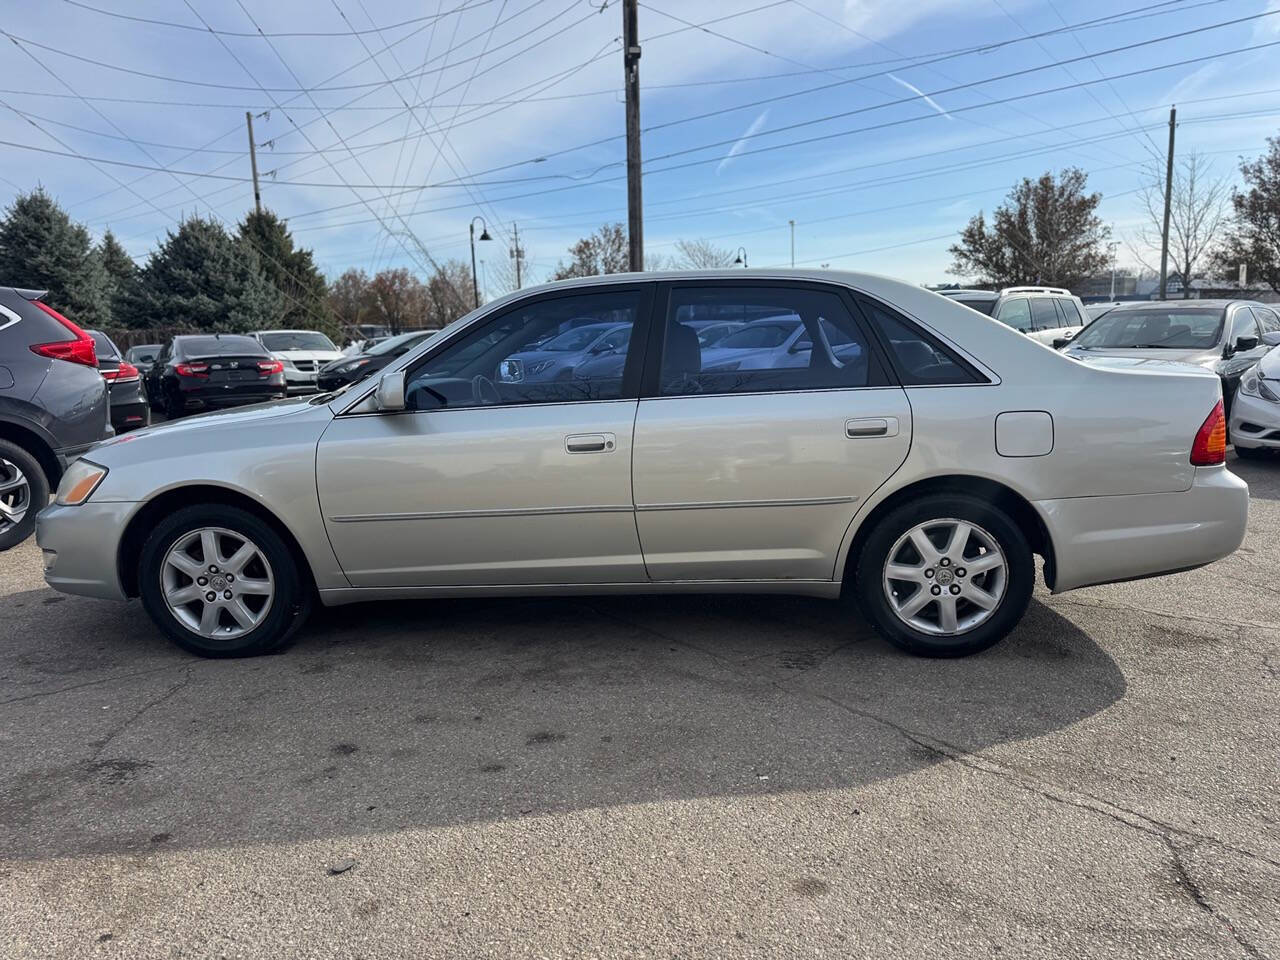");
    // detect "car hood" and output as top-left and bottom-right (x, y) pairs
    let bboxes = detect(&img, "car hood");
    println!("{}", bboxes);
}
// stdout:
(321, 353), (386, 372)
(95, 394), (322, 451)
(1065, 345), (1218, 367)
(1064, 354), (1221, 378)
(1257, 345), (1280, 379)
